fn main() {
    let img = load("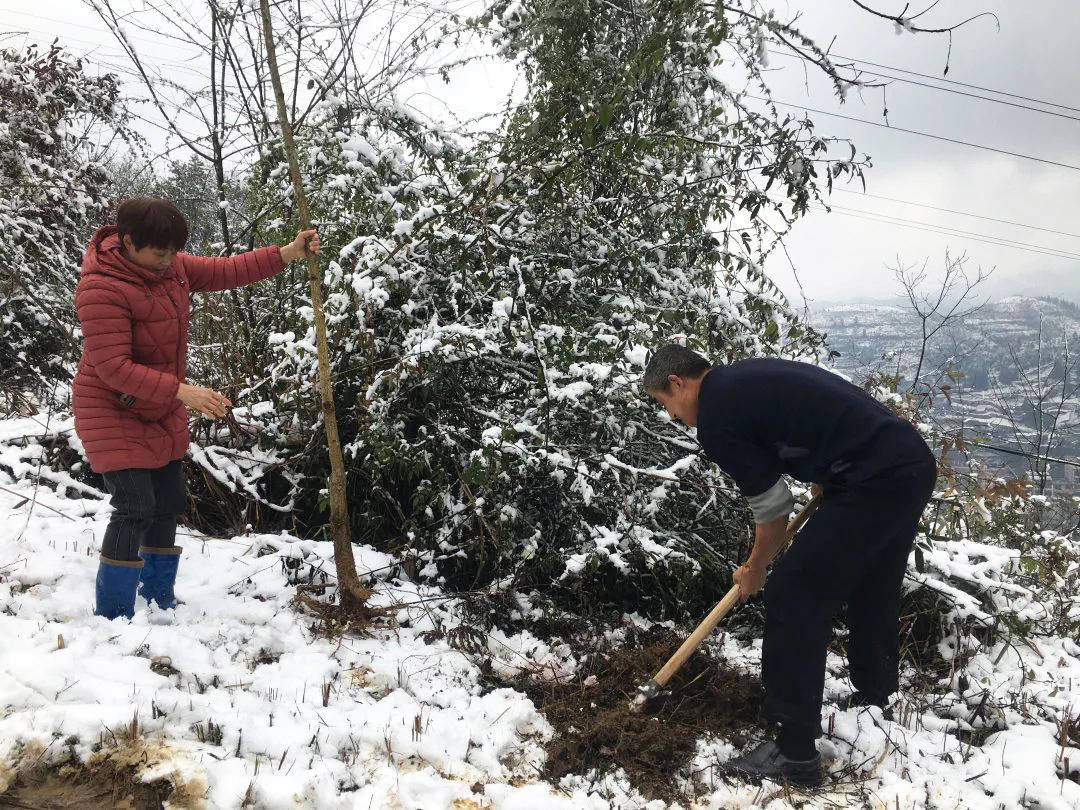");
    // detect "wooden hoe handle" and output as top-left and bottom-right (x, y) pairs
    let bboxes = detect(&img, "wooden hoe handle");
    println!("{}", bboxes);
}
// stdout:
(650, 493), (822, 689)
